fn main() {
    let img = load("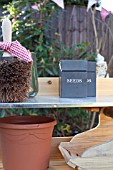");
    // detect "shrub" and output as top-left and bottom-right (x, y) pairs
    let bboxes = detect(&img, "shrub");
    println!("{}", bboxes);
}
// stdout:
(2, 0), (60, 76)
(0, 1), (98, 137)
(1, 0), (95, 76)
